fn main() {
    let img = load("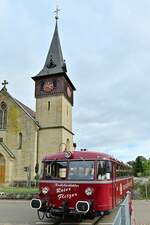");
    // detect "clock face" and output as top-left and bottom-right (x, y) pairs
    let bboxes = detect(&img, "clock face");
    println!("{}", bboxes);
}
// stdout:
(67, 86), (72, 98)
(43, 81), (54, 93)
(35, 78), (73, 105)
